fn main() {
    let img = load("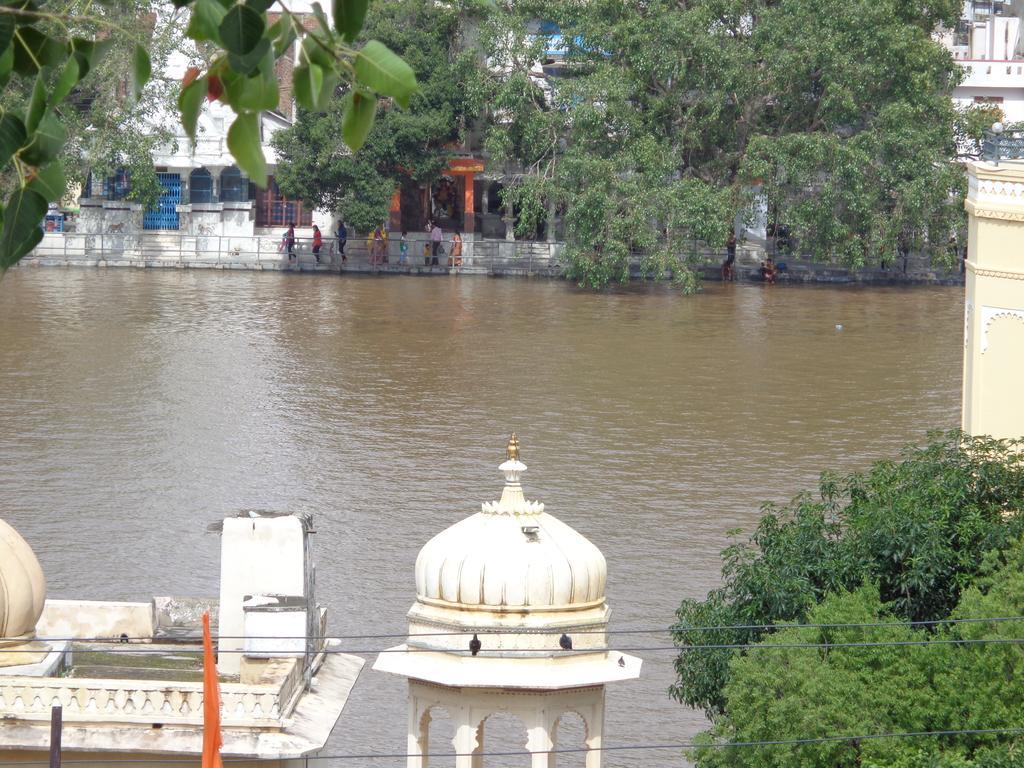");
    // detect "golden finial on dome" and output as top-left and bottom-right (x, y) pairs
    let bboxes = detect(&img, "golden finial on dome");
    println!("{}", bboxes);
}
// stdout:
(506, 433), (521, 462)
